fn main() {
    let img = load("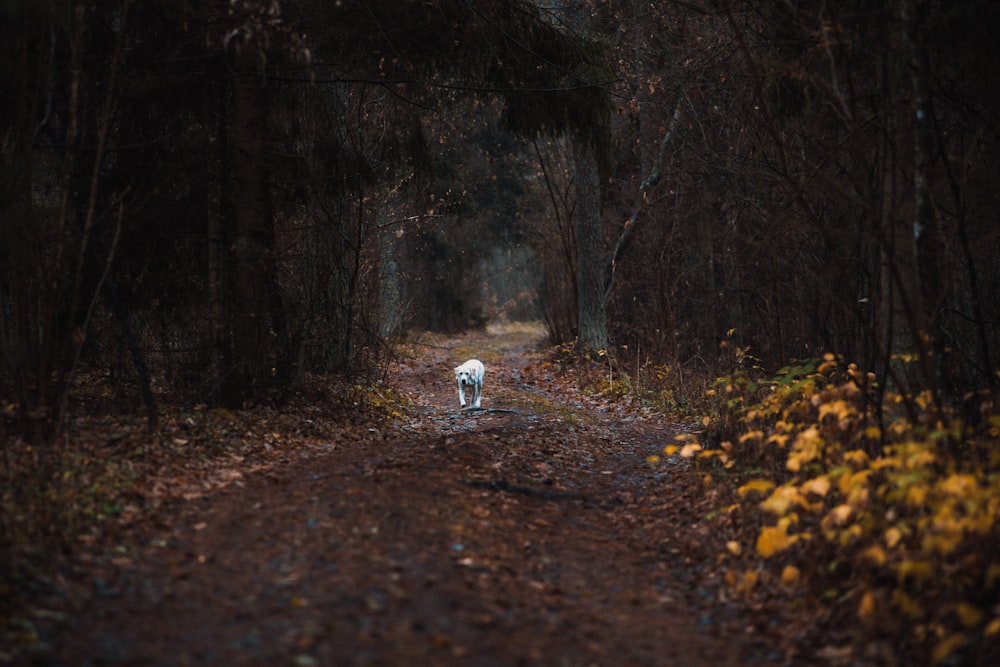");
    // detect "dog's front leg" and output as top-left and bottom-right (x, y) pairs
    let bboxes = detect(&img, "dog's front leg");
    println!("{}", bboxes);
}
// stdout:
(457, 381), (466, 408)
